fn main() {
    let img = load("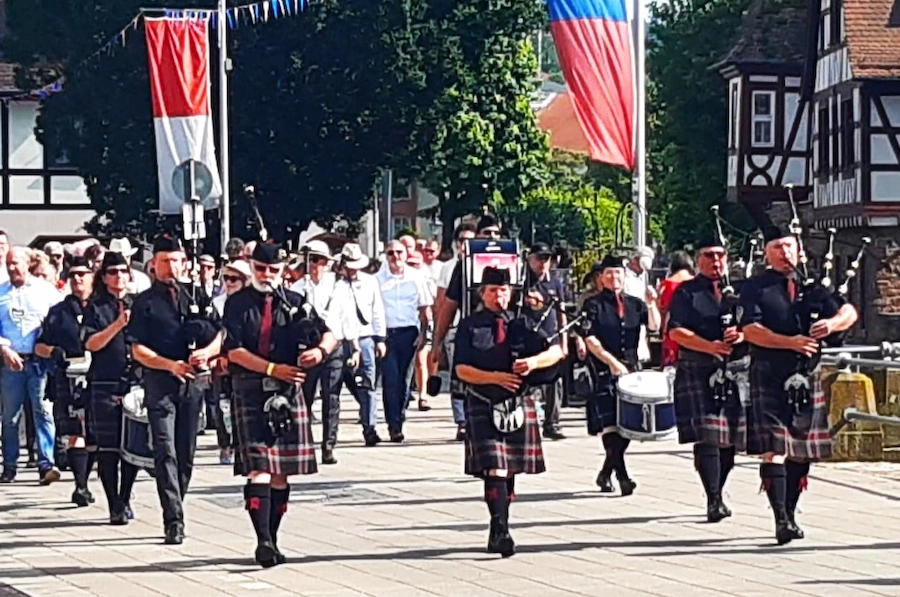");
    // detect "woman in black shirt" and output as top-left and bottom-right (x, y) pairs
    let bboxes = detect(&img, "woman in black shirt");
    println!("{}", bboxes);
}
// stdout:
(582, 255), (659, 495)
